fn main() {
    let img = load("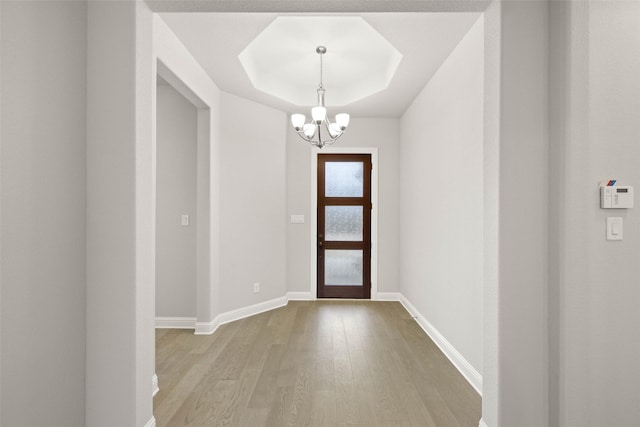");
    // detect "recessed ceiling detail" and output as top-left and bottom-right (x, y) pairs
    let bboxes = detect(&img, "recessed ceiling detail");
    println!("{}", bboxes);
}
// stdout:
(238, 16), (403, 107)
(160, 12), (481, 117)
